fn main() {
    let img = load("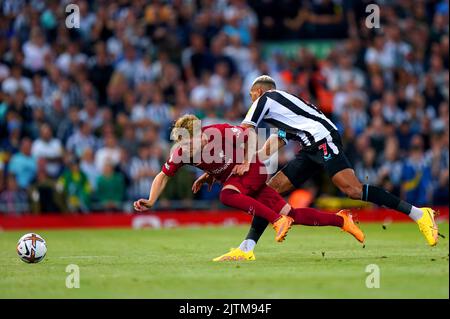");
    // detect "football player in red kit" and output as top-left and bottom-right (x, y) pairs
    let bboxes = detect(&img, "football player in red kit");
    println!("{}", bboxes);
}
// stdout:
(134, 114), (295, 242)
(133, 115), (364, 252)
